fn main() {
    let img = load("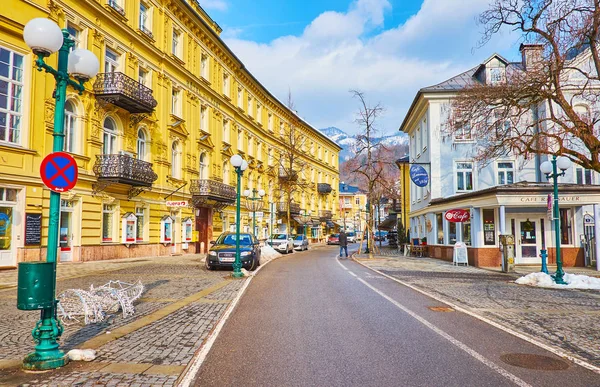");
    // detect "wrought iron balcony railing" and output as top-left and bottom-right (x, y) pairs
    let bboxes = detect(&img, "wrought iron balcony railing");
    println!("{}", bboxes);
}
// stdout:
(277, 202), (301, 215)
(190, 179), (237, 203)
(278, 168), (298, 181)
(93, 154), (158, 187)
(93, 72), (158, 113)
(319, 210), (333, 220)
(317, 183), (332, 195)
